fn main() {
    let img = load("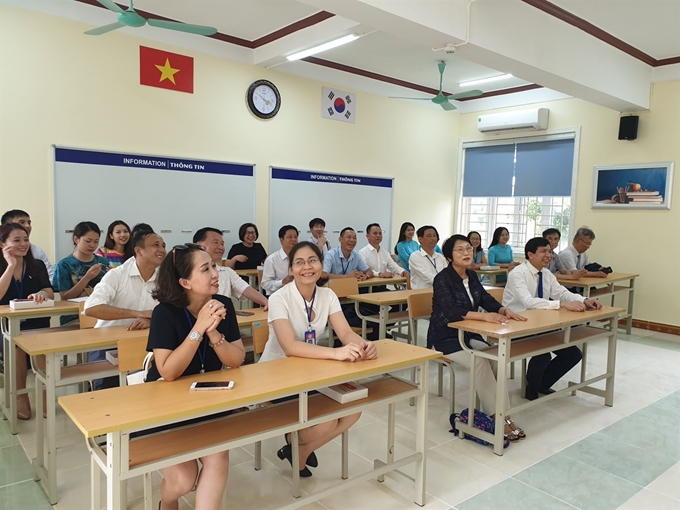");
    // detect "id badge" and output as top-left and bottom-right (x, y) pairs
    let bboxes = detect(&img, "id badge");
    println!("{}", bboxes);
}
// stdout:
(304, 329), (317, 345)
